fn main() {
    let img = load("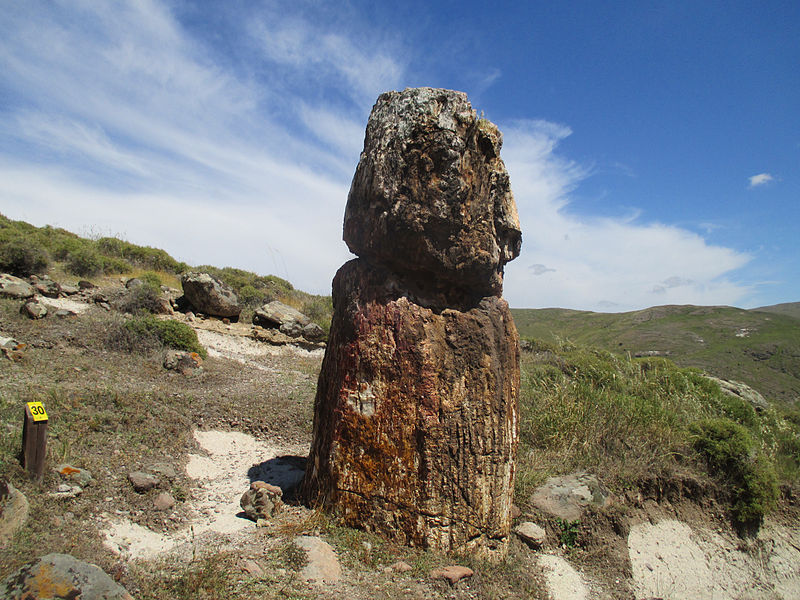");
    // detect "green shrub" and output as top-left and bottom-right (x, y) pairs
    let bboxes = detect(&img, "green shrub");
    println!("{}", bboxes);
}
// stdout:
(691, 418), (778, 523)
(102, 256), (131, 274)
(124, 315), (207, 358)
(140, 271), (163, 288)
(0, 237), (49, 276)
(67, 247), (104, 276)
